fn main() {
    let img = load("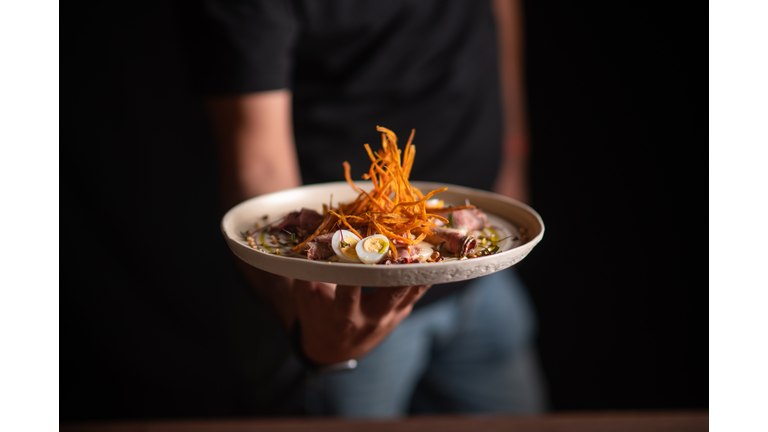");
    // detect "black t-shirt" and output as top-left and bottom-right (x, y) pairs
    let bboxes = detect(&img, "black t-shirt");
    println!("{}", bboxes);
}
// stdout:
(183, 0), (504, 306)
(64, 0), (508, 422)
